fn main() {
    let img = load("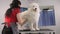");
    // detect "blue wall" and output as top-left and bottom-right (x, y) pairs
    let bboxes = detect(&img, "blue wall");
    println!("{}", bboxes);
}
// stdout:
(39, 10), (55, 26)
